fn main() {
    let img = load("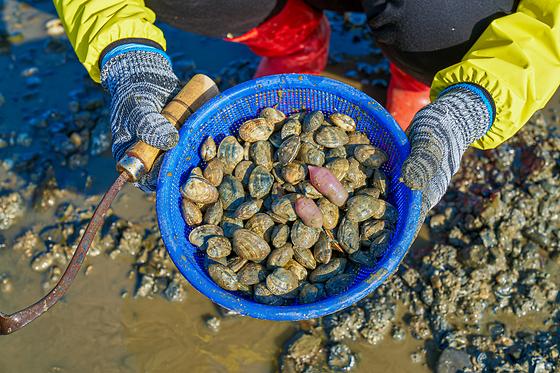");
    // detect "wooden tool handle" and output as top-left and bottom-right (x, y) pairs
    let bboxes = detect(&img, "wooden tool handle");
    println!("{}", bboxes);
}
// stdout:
(117, 74), (219, 180)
